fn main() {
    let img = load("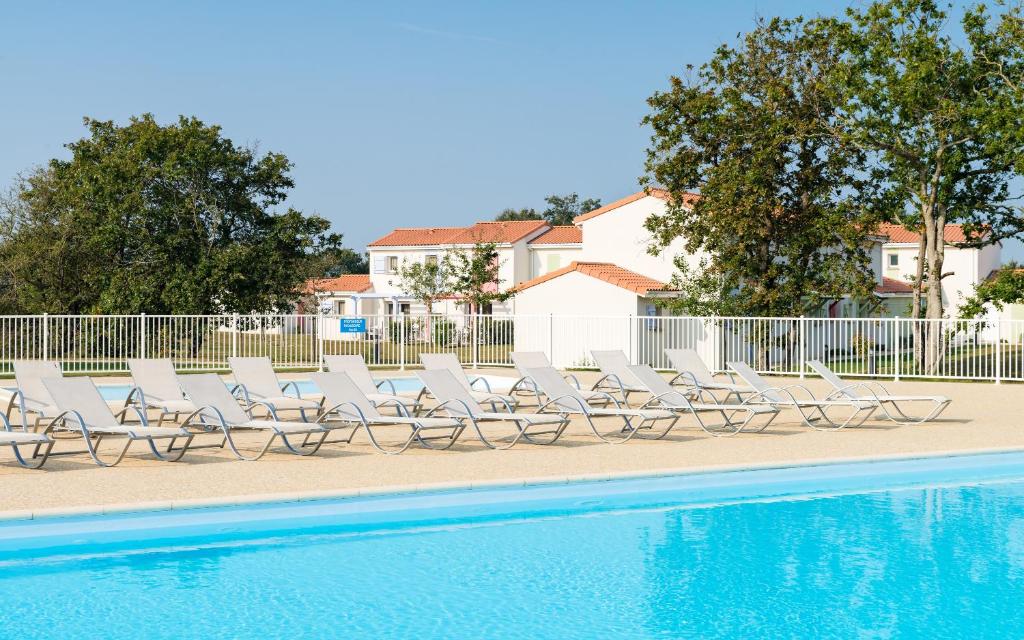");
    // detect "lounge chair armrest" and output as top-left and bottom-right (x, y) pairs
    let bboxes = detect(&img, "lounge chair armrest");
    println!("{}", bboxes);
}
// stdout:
(509, 376), (535, 393)
(46, 409), (91, 437)
(114, 404), (150, 426)
(181, 405), (228, 431)
(320, 401), (370, 424)
(563, 373), (583, 389)
(246, 399), (282, 422)
(375, 378), (398, 394)
(372, 398), (412, 418)
(123, 385), (147, 408)
(279, 380), (303, 399)
(645, 390), (694, 410)
(230, 383), (251, 406)
(468, 376), (492, 392)
(777, 384), (817, 402)
(742, 387), (797, 407)
(538, 394), (591, 415)
(426, 398), (476, 419)
(668, 371), (700, 388)
(864, 380), (890, 395)
(825, 382), (882, 404)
